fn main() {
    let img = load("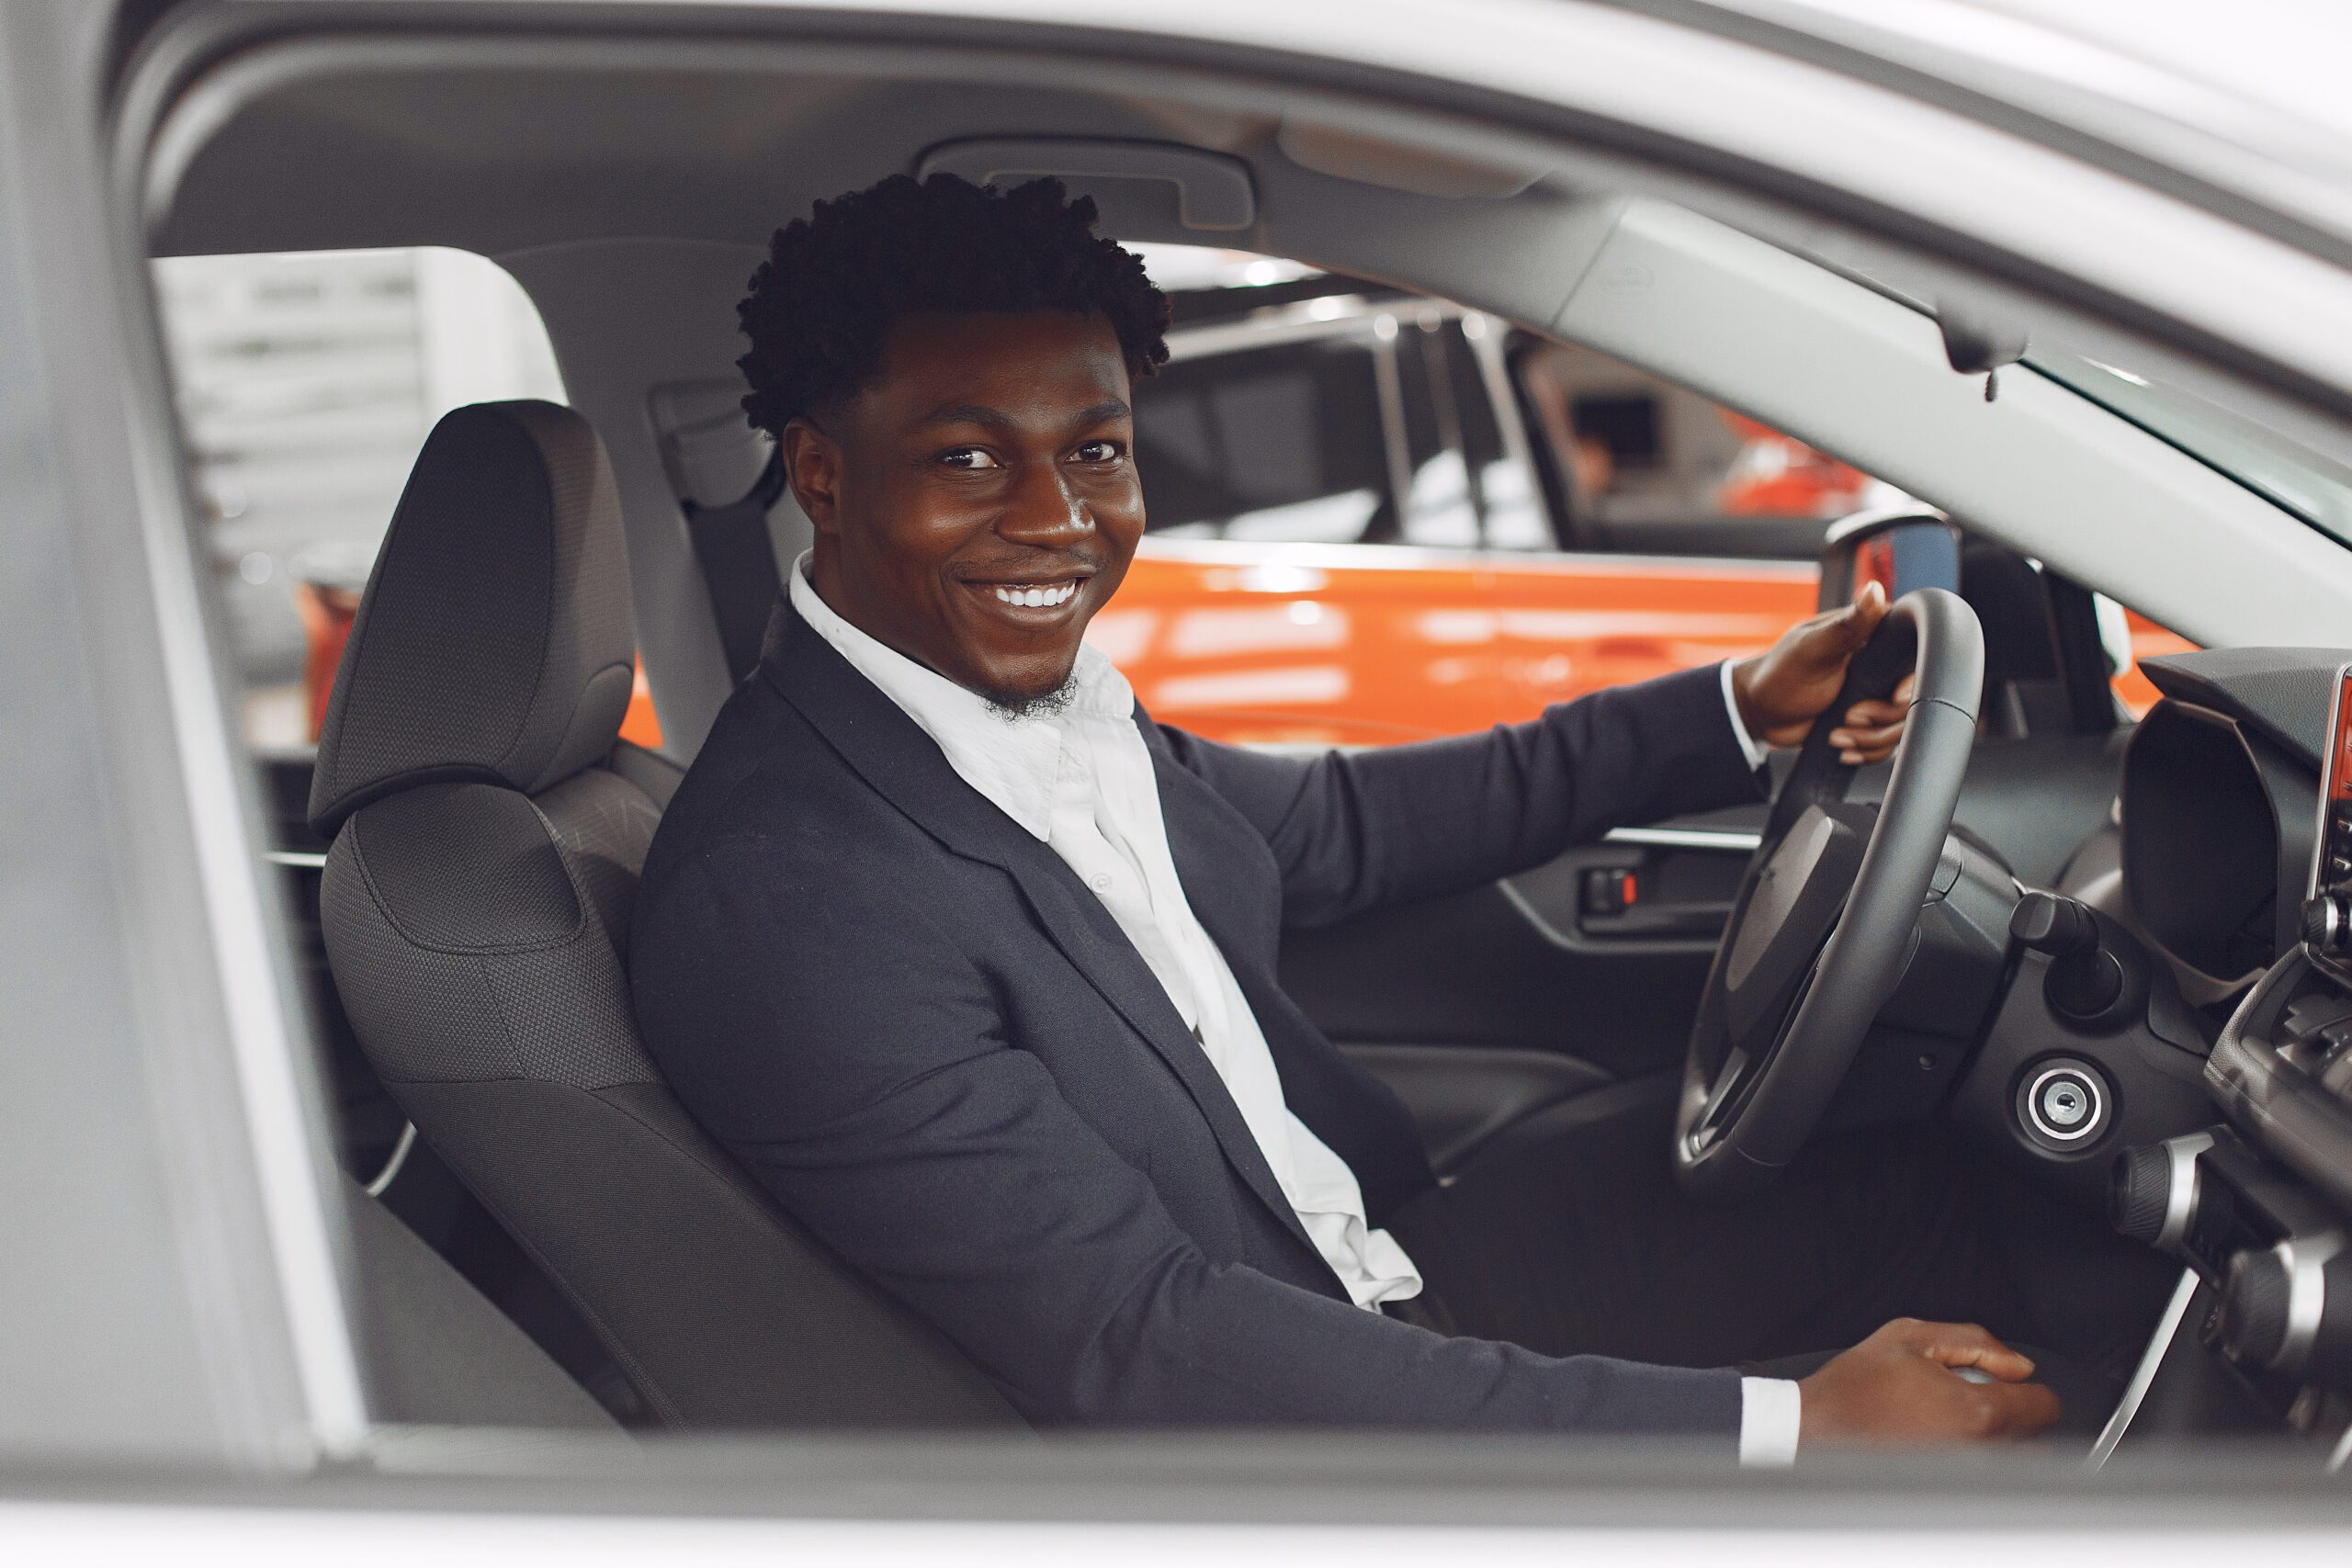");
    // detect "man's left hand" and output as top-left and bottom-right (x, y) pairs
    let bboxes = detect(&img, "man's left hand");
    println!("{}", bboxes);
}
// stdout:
(1731, 580), (1919, 765)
